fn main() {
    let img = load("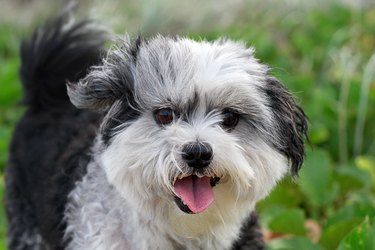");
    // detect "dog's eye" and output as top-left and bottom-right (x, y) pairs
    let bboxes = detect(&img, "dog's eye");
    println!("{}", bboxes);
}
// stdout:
(221, 110), (239, 129)
(154, 108), (175, 125)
